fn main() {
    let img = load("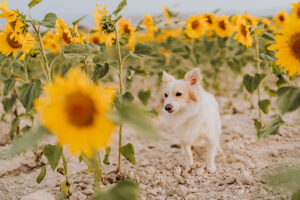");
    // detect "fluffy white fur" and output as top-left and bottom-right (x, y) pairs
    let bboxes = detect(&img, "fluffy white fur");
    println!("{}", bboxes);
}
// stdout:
(160, 68), (222, 172)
